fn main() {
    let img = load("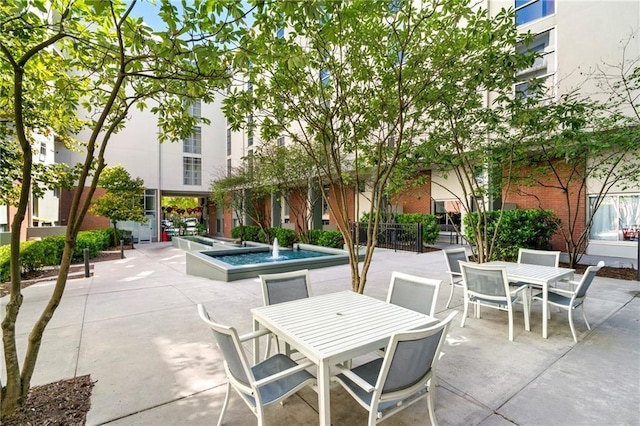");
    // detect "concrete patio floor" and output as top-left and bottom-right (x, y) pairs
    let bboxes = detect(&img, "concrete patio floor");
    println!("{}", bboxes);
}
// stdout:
(1, 242), (638, 425)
